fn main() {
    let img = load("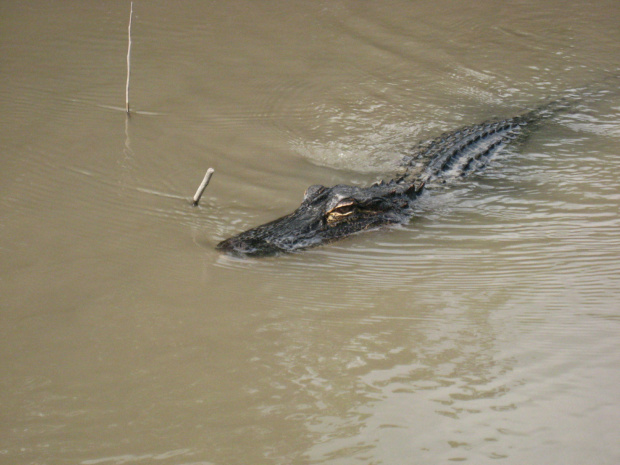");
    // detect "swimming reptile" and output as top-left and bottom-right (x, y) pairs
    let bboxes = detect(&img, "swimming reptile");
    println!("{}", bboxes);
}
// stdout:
(217, 100), (566, 257)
